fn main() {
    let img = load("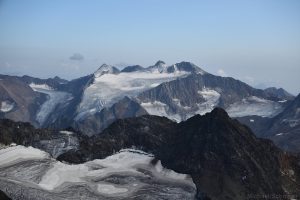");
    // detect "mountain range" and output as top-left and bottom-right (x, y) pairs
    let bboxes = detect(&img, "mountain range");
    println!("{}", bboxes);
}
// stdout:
(1, 59), (300, 199)
(0, 61), (299, 152)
